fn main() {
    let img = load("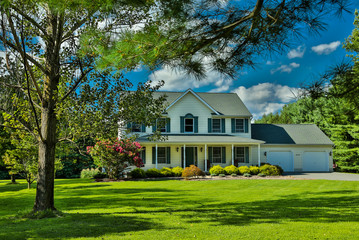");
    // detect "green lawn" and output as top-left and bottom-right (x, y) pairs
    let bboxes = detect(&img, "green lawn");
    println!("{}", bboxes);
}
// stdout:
(0, 178), (358, 240)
